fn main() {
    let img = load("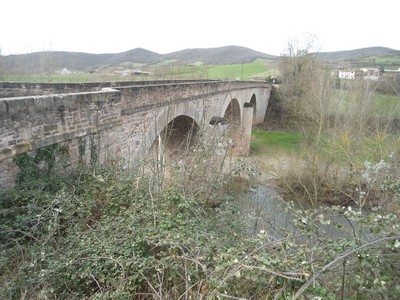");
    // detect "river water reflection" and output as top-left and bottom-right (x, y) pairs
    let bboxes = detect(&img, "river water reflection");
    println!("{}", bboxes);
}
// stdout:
(246, 185), (373, 241)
